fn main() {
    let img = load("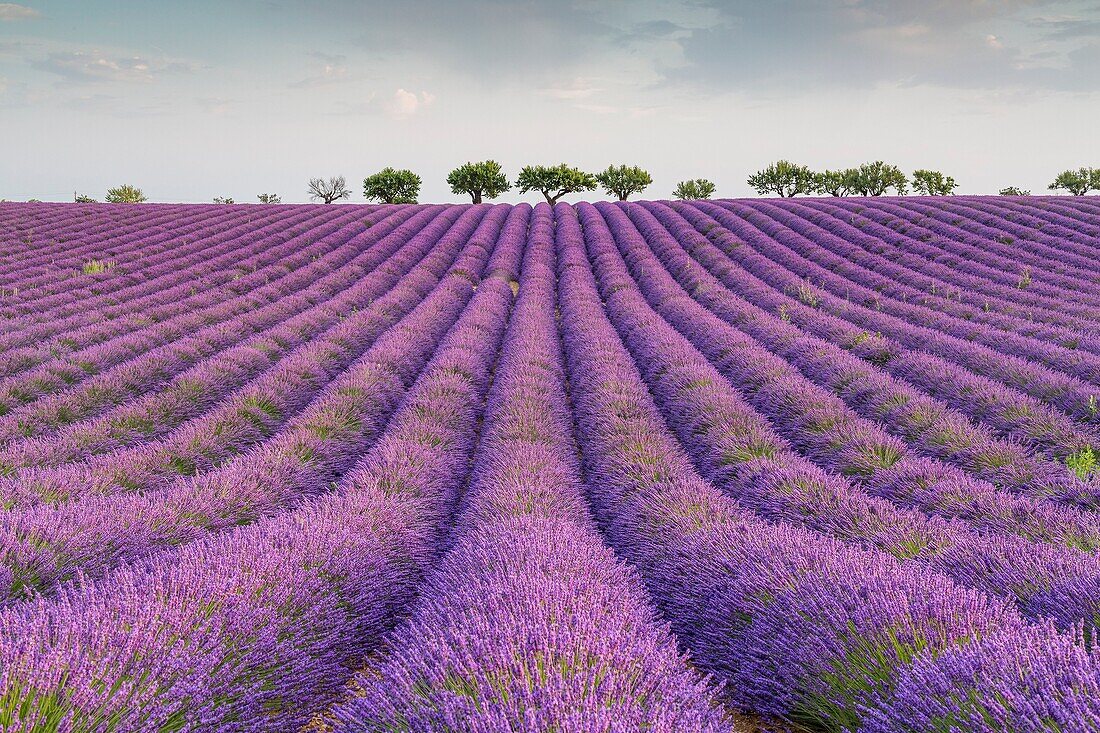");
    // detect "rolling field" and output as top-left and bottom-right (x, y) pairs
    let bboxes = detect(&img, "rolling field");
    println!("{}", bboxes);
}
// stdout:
(1, 196), (1099, 731)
